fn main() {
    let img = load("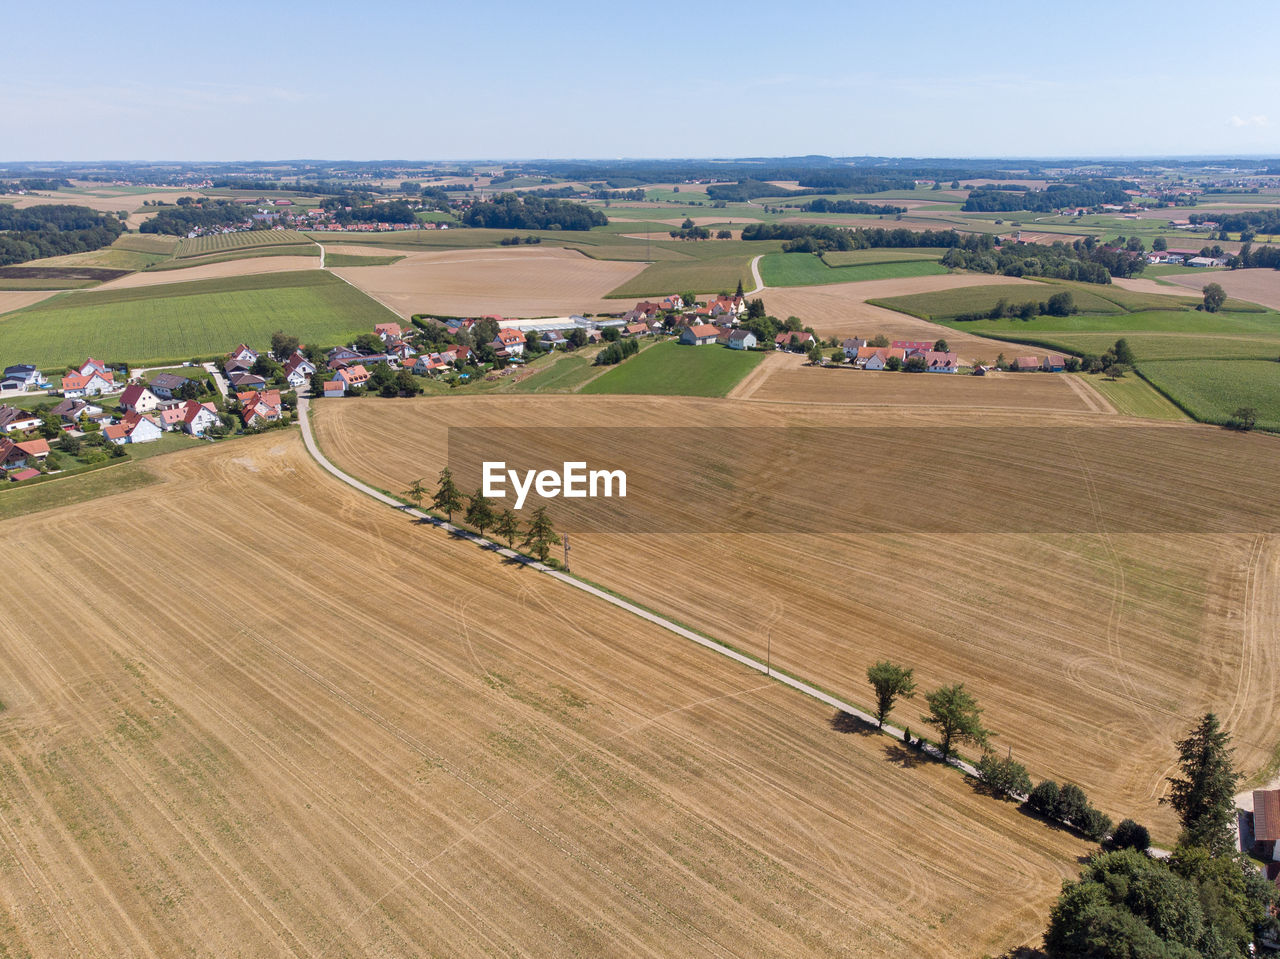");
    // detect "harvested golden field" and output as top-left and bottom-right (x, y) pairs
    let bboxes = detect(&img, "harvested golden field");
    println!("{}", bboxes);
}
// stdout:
(316, 396), (1280, 839)
(745, 362), (1106, 412)
(0, 434), (1088, 958)
(95, 255), (321, 290)
(0, 289), (62, 316)
(1161, 267), (1280, 310)
(759, 273), (1038, 358)
(334, 246), (647, 318)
